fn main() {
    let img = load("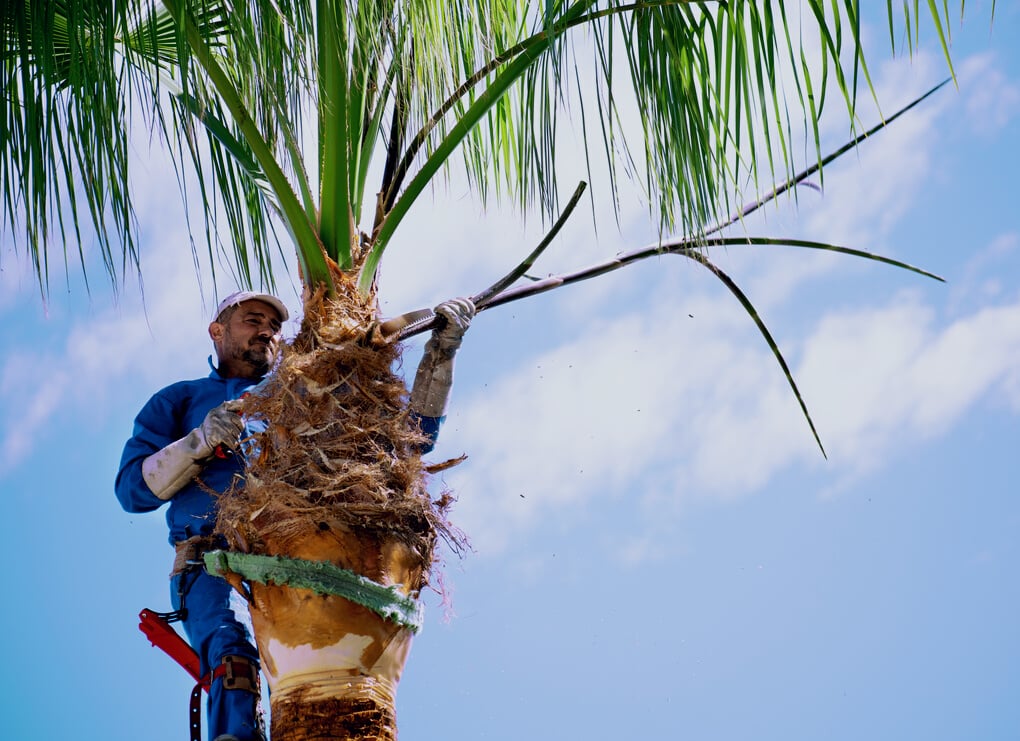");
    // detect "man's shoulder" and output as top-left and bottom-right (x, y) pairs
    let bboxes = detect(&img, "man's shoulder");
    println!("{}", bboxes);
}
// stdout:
(151, 375), (224, 403)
